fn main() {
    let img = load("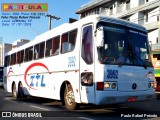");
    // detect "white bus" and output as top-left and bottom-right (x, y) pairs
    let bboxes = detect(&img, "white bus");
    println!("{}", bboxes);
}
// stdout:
(3, 15), (155, 110)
